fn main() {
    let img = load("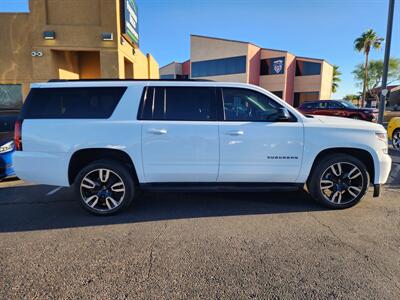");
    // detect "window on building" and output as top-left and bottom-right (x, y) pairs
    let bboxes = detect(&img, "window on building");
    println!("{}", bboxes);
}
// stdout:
(293, 92), (319, 107)
(222, 88), (286, 122)
(296, 61), (321, 76)
(160, 74), (175, 79)
(176, 74), (189, 80)
(191, 56), (246, 78)
(139, 87), (217, 121)
(21, 87), (126, 119)
(0, 84), (23, 109)
(260, 57), (285, 75)
(270, 91), (283, 98)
